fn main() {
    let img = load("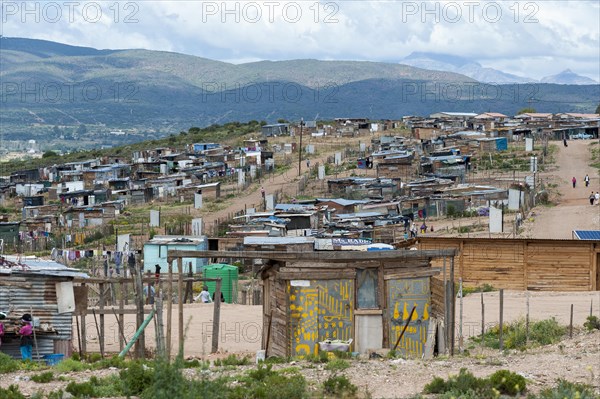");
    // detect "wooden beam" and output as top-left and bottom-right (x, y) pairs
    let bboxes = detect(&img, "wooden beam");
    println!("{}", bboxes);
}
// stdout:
(277, 270), (356, 280)
(383, 268), (442, 280)
(167, 249), (457, 262)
